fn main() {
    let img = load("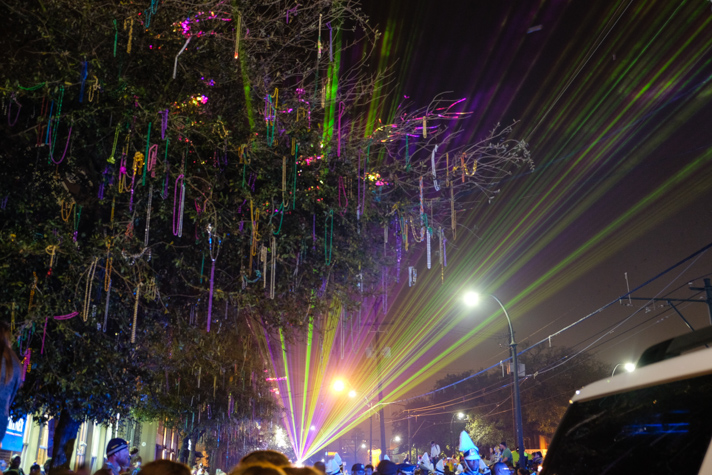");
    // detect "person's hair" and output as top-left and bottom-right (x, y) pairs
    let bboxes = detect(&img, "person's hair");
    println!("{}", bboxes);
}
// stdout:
(141, 460), (191, 475)
(499, 441), (507, 447)
(283, 468), (321, 475)
(30, 464), (41, 472)
(312, 461), (325, 474)
(238, 451), (290, 468)
(490, 463), (510, 475)
(230, 463), (286, 475)
(0, 322), (19, 385)
(364, 465), (373, 470)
